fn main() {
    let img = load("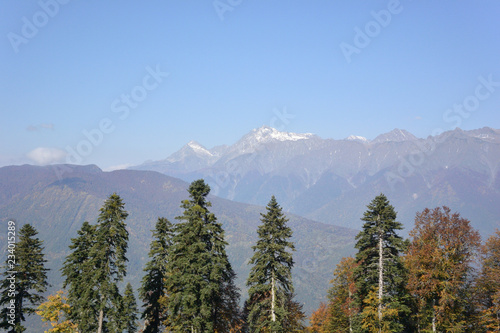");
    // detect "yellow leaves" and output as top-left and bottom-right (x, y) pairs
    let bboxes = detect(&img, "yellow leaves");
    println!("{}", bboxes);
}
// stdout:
(361, 289), (398, 333)
(36, 290), (78, 333)
(481, 300), (500, 333)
